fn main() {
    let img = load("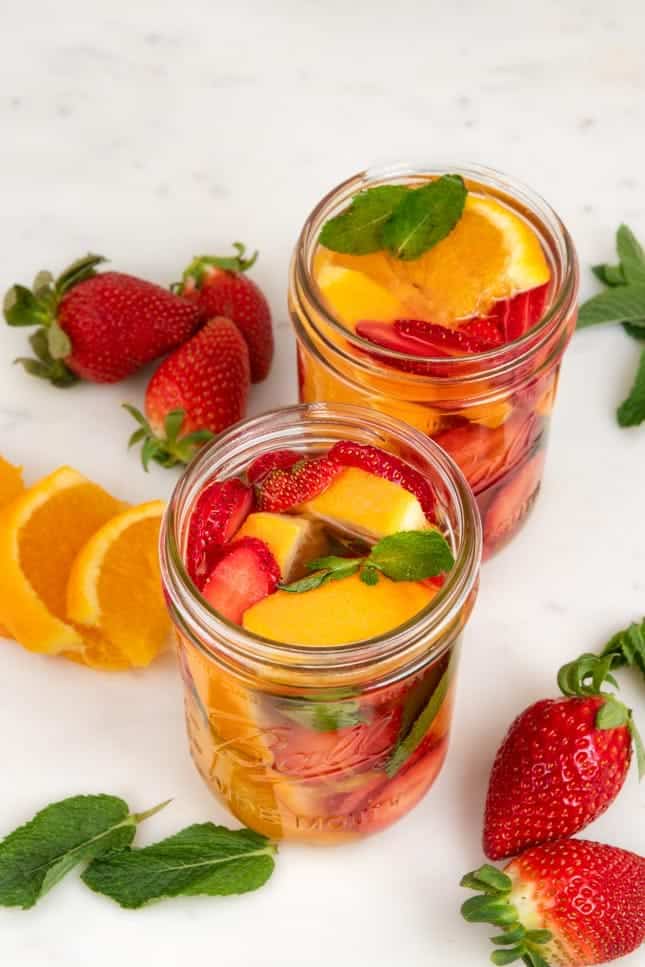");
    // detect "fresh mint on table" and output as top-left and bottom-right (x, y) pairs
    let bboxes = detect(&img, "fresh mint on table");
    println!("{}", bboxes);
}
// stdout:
(0, 795), (276, 910)
(319, 175), (467, 261)
(82, 824), (276, 909)
(578, 223), (645, 426)
(279, 529), (454, 593)
(0, 794), (169, 909)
